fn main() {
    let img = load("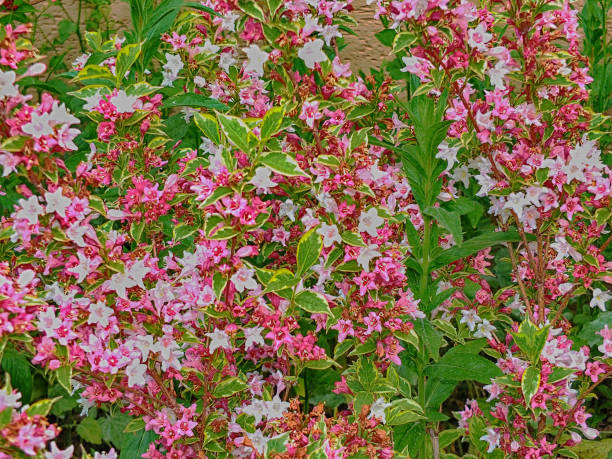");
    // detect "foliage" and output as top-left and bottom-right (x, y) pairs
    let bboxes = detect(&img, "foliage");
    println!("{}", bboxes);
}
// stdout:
(0, 0), (610, 458)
